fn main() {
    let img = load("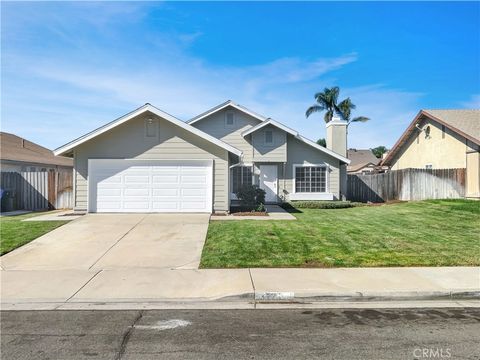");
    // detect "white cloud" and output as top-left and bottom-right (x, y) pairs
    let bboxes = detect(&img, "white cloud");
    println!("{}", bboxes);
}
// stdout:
(2, 4), (421, 150)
